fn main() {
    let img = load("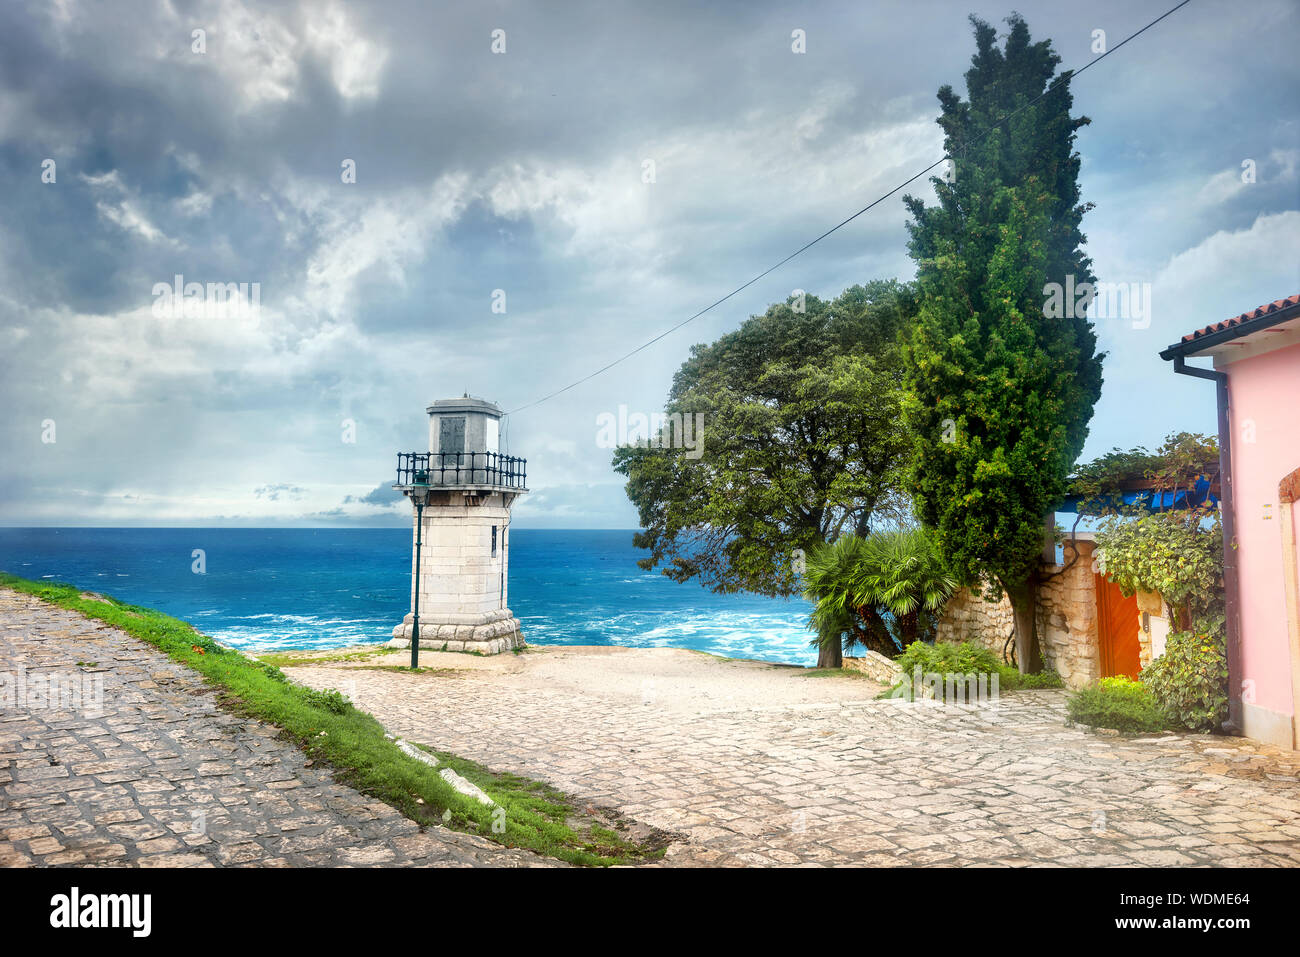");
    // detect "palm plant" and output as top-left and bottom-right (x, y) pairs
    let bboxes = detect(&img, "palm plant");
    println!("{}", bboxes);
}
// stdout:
(803, 533), (895, 665)
(804, 534), (879, 667)
(853, 529), (957, 645)
(802, 528), (957, 666)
